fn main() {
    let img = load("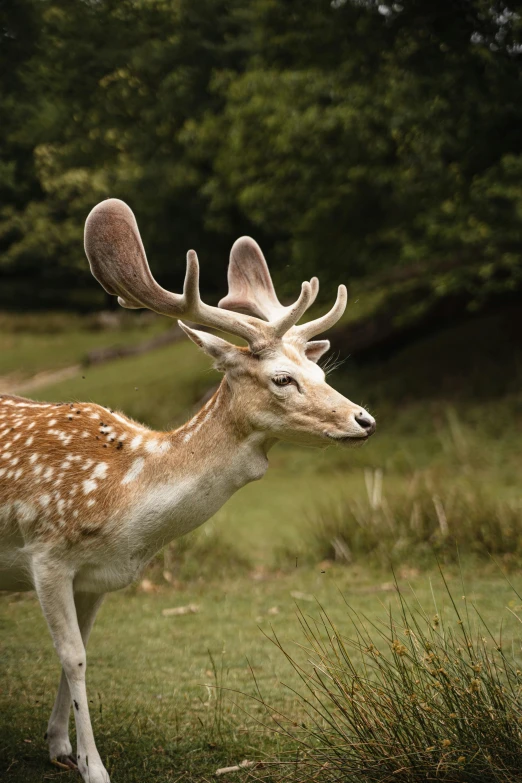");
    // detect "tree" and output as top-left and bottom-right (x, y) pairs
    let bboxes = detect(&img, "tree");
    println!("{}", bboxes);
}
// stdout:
(1, 0), (521, 314)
